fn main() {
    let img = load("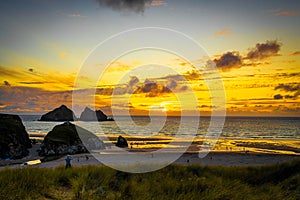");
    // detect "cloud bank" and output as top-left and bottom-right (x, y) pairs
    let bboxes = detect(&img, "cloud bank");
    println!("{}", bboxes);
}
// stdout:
(274, 83), (300, 99)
